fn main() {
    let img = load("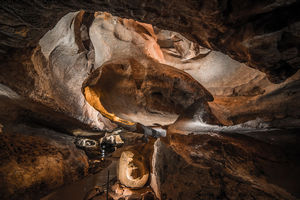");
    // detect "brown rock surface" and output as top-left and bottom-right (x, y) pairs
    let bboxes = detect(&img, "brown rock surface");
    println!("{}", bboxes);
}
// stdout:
(108, 182), (157, 200)
(1, 0), (299, 83)
(0, 3), (299, 200)
(84, 58), (213, 126)
(1, 8), (299, 130)
(156, 32), (300, 126)
(0, 124), (89, 200)
(151, 131), (300, 200)
(28, 11), (214, 130)
(209, 71), (300, 125)
(0, 83), (99, 134)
